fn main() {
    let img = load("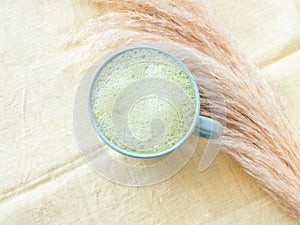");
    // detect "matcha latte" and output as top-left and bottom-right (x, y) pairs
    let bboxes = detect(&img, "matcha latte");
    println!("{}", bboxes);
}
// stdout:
(89, 47), (198, 156)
